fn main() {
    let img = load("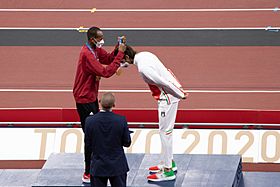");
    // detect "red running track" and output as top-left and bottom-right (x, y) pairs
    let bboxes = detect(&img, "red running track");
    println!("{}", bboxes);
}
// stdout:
(0, 46), (280, 110)
(0, 0), (279, 28)
(0, 0), (280, 121)
(0, 0), (279, 9)
(0, 11), (279, 28)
